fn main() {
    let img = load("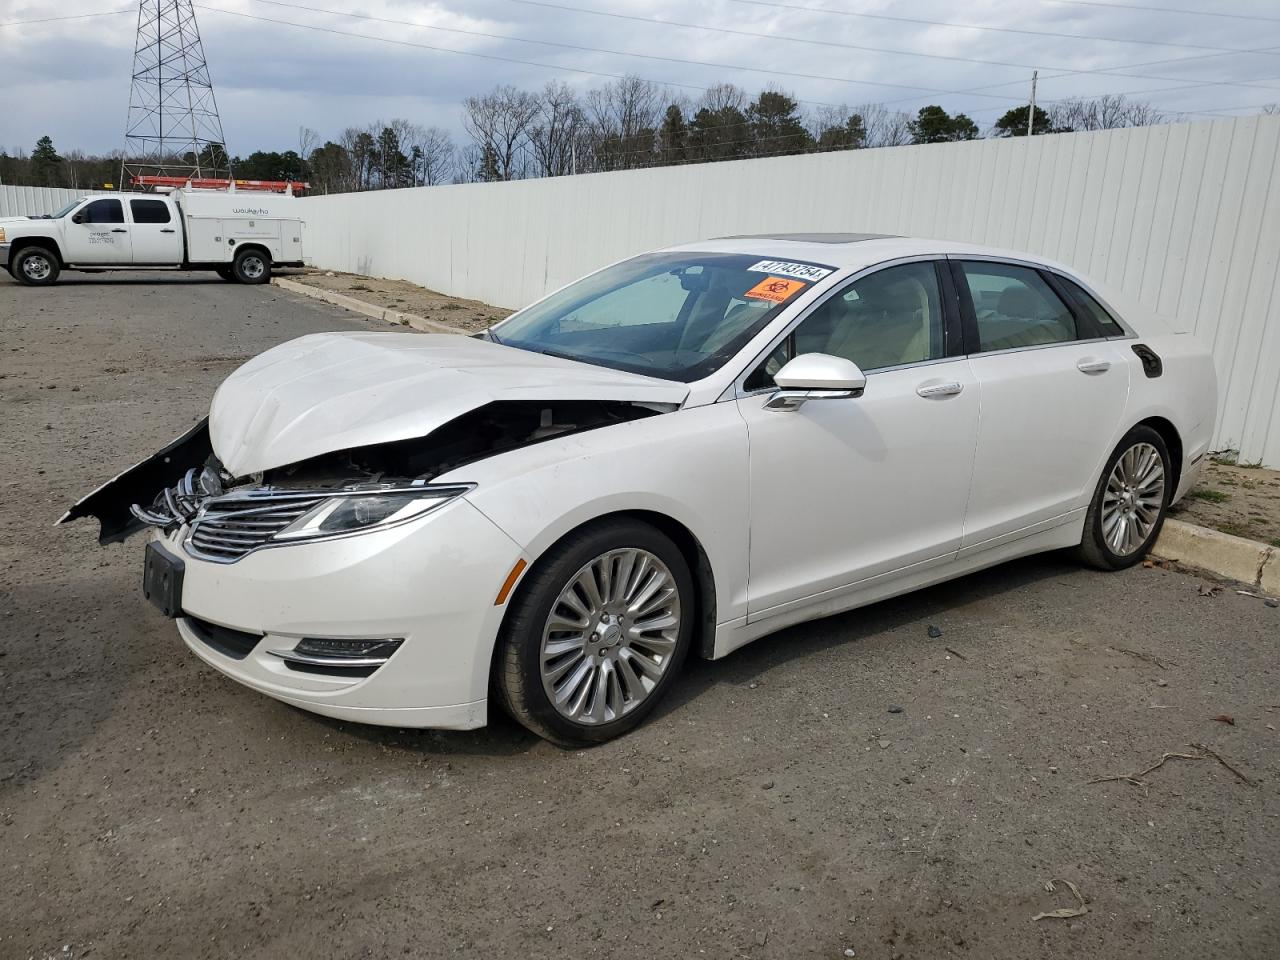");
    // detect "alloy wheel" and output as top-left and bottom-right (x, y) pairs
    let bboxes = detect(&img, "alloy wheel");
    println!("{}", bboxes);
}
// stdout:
(539, 548), (682, 725)
(1101, 441), (1165, 556)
